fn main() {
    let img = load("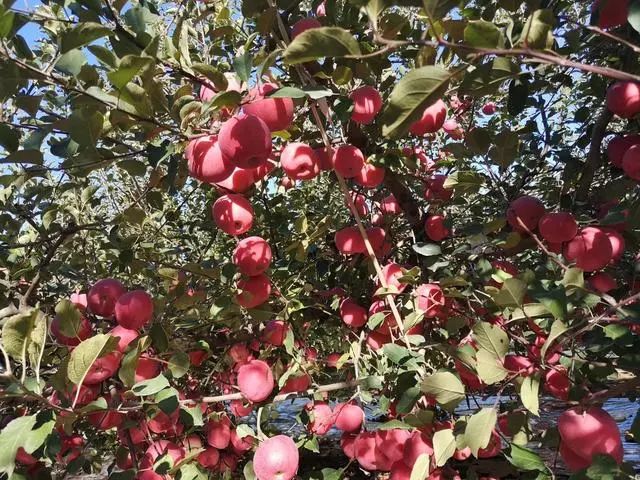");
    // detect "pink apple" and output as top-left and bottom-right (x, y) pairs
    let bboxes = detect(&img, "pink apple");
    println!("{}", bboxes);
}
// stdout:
(291, 17), (321, 39)
(606, 81), (640, 118)
(340, 298), (367, 328)
(334, 403), (364, 432)
(424, 215), (449, 241)
(236, 274), (271, 308)
(409, 99), (447, 135)
(212, 194), (254, 236)
(115, 290), (153, 330)
(564, 227), (613, 272)
(333, 145), (365, 178)
(538, 212), (578, 243)
(237, 359), (274, 402)
(243, 83), (294, 132)
(349, 86), (383, 125)
(233, 236), (272, 276)
(87, 278), (126, 317)
(186, 135), (234, 184)
(280, 142), (320, 180)
(218, 113), (272, 169)
(253, 435), (299, 480)
(507, 196), (546, 233)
